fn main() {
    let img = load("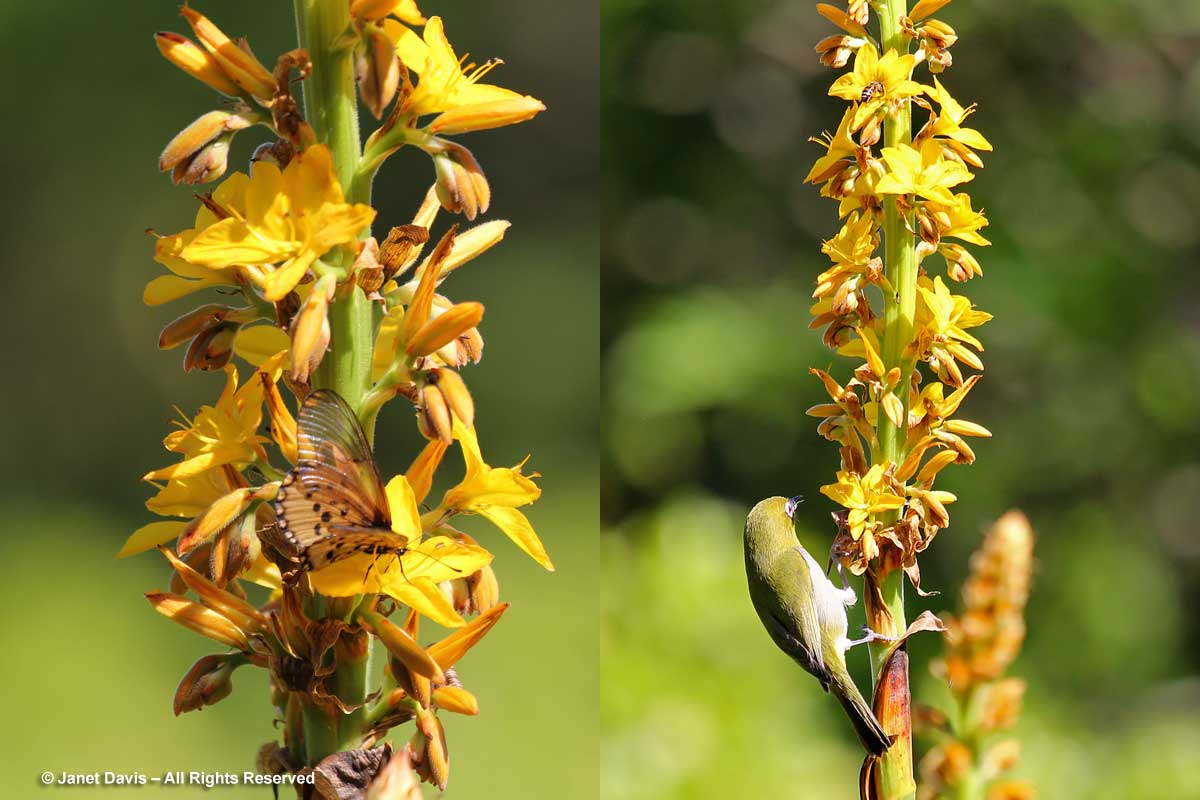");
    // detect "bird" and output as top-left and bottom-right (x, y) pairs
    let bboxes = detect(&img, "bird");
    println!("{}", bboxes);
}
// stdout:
(744, 495), (892, 756)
